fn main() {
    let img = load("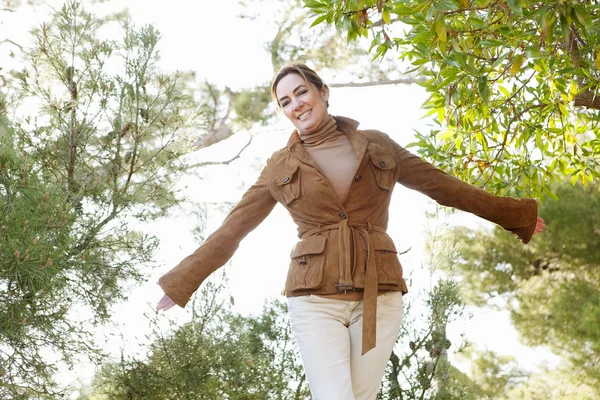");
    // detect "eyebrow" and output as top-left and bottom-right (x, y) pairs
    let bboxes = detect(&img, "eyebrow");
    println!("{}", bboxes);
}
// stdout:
(278, 84), (308, 103)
